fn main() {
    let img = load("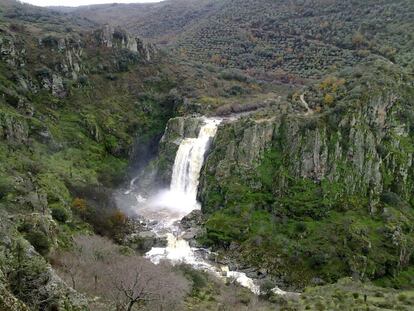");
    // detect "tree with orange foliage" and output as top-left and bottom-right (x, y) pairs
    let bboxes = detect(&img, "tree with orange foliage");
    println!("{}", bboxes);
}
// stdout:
(72, 198), (88, 219)
(323, 93), (335, 106)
